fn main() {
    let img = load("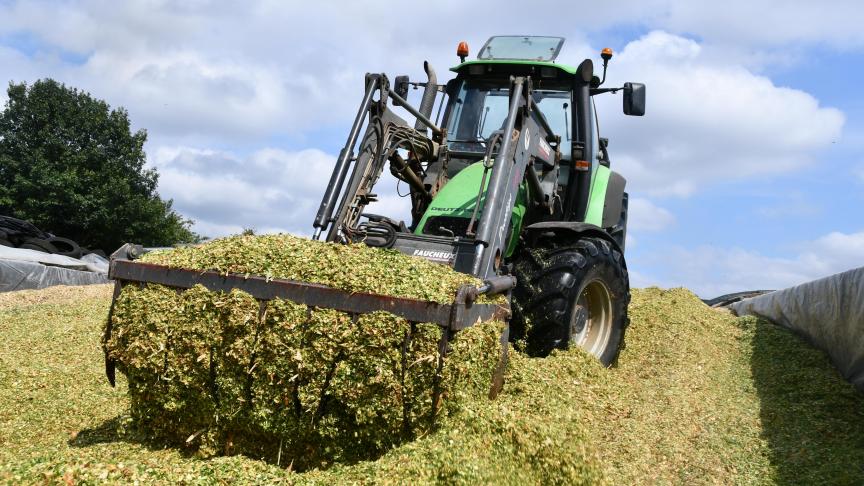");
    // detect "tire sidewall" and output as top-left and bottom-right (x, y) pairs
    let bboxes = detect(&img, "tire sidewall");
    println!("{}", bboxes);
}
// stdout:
(569, 257), (627, 366)
(47, 236), (82, 259)
(20, 237), (59, 254)
(513, 237), (630, 366)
